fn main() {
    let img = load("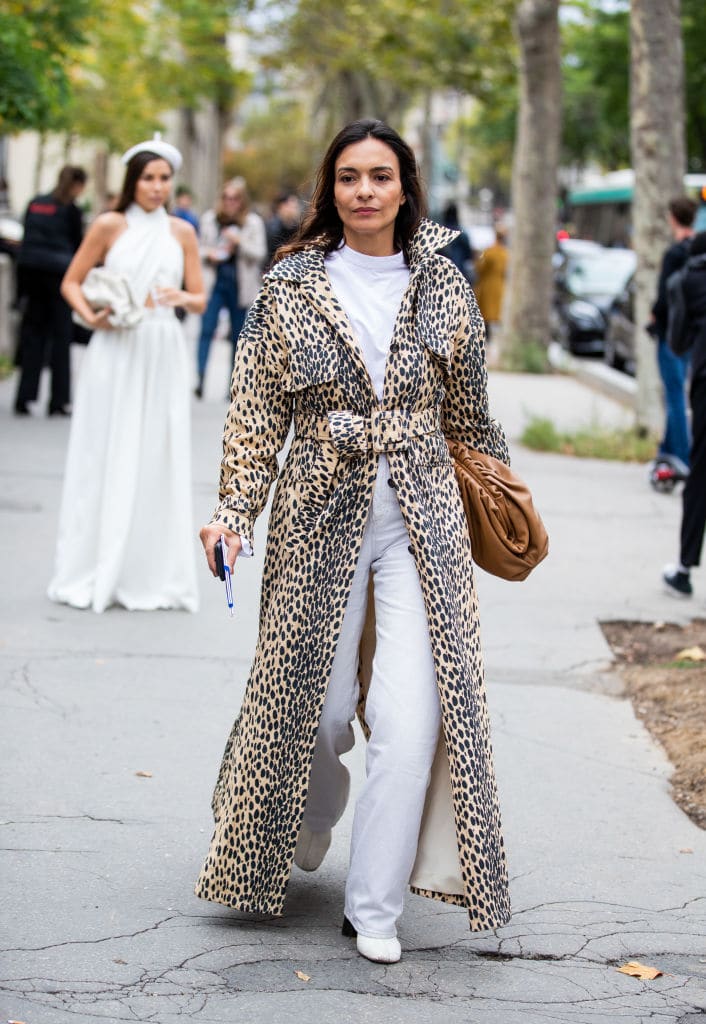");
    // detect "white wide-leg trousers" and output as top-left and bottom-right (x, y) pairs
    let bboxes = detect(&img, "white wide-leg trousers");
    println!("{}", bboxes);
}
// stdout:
(303, 459), (441, 938)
